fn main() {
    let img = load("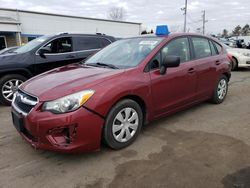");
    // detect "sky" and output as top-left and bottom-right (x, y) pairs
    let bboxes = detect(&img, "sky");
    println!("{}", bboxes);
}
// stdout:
(0, 0), (249, 35)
